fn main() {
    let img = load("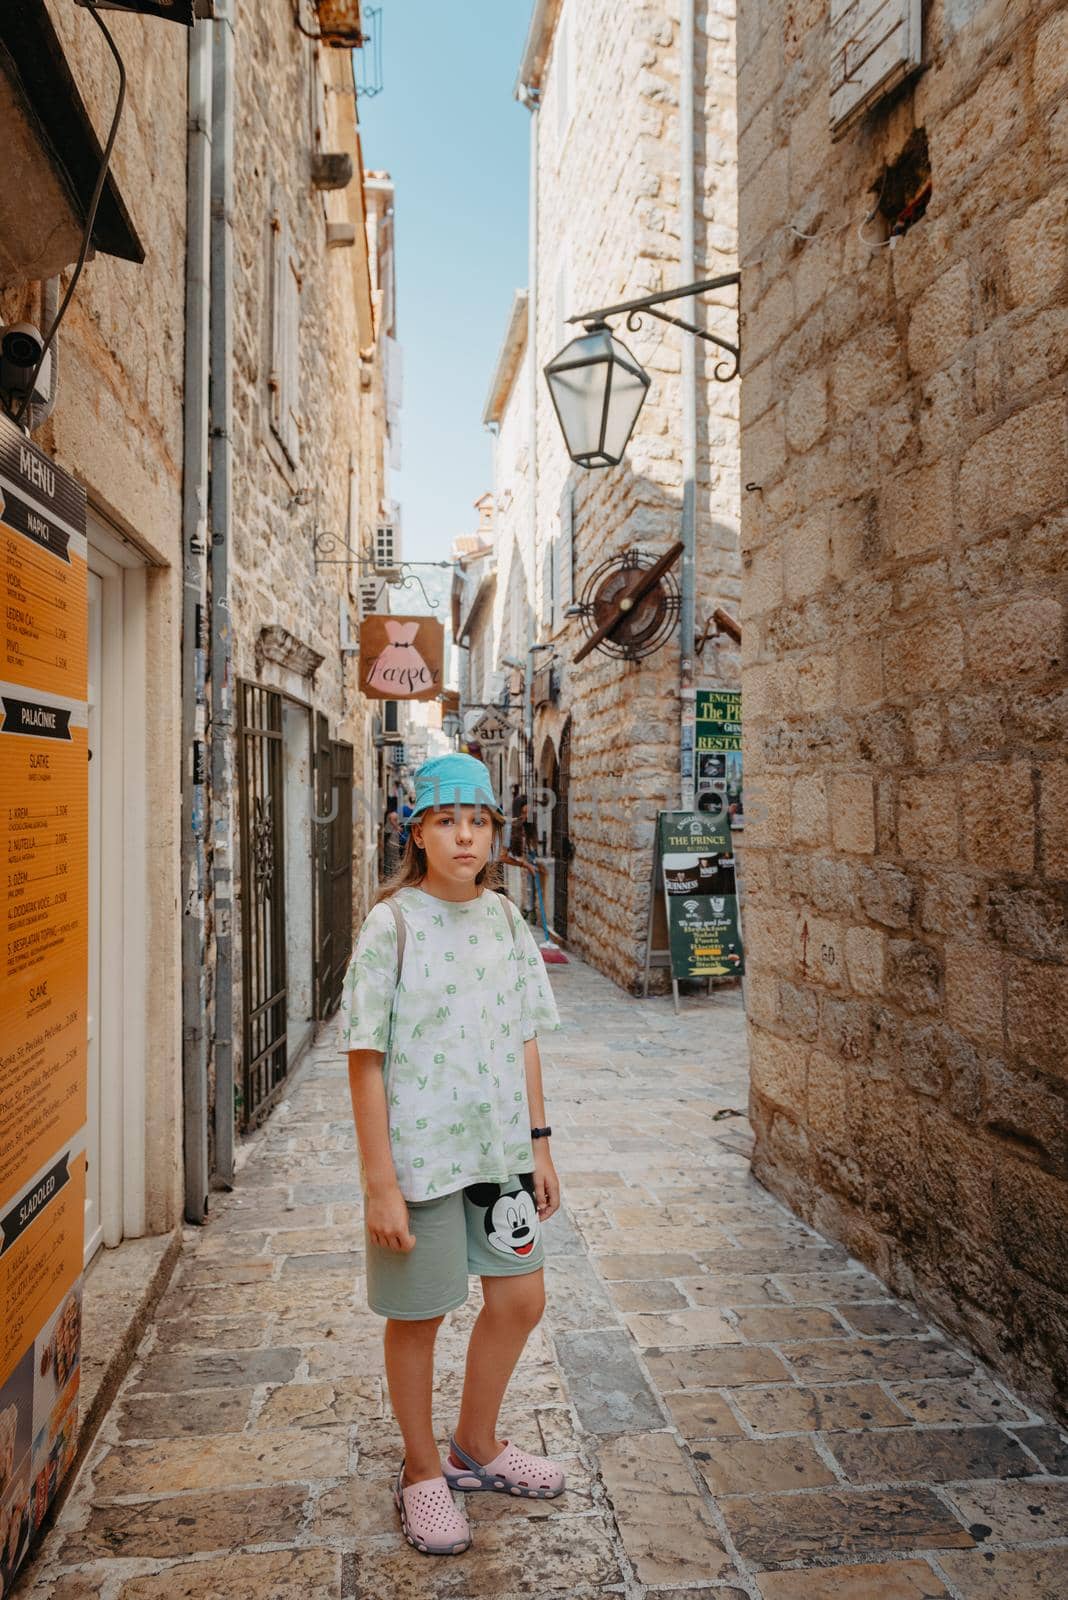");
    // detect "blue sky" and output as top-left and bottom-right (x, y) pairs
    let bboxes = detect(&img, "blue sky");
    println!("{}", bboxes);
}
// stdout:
(357, 2), (531, 563)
